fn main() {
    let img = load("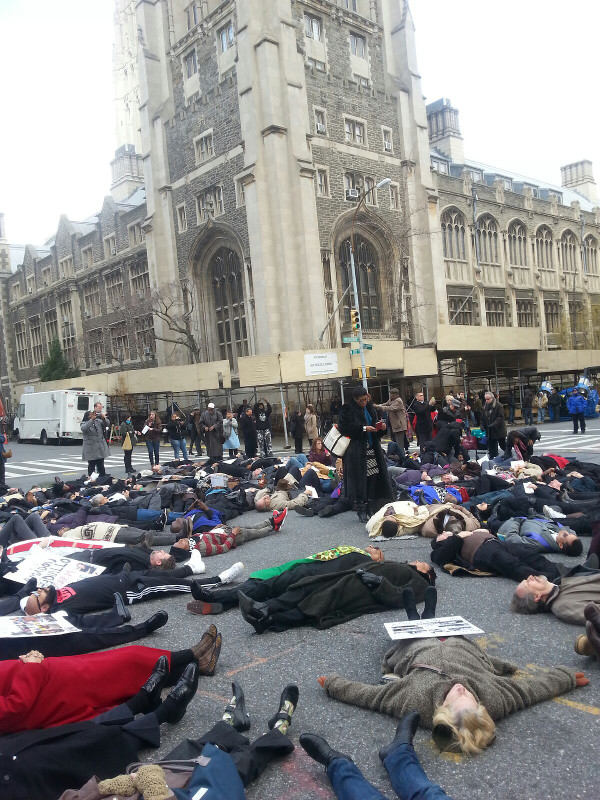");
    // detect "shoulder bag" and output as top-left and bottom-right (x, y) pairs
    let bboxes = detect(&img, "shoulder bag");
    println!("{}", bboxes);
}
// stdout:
(323, 424), (351, 457)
